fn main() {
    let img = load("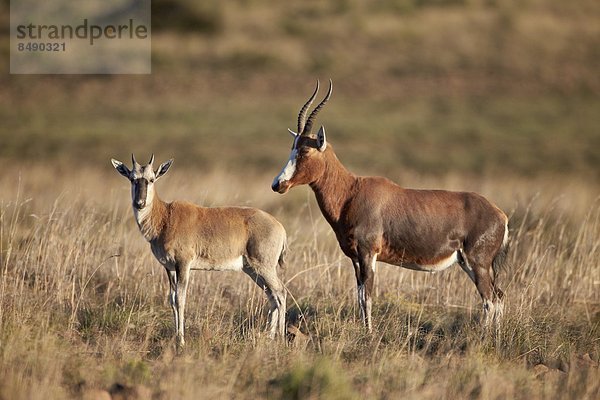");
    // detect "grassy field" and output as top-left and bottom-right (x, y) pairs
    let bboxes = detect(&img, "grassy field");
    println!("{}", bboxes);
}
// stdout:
(1, 0), (599, 399)
(0, 166), (598, 399)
